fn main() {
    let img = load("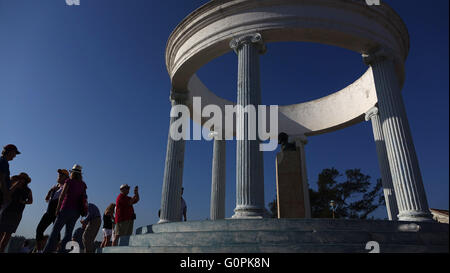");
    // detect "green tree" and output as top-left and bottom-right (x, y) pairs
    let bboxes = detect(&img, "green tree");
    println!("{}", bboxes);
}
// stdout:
(269, 168), (385, 219)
